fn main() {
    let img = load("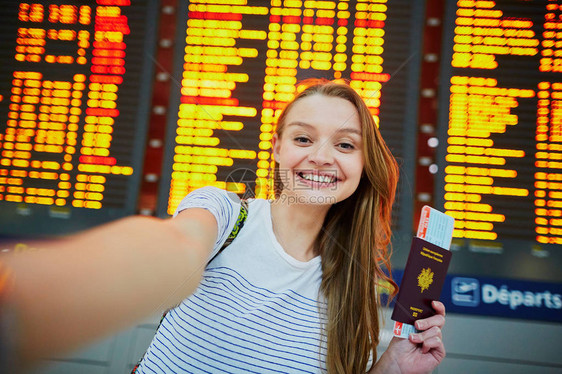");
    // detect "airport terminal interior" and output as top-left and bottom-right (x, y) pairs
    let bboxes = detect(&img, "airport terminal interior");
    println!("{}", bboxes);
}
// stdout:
(0, 0), (560, 373)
